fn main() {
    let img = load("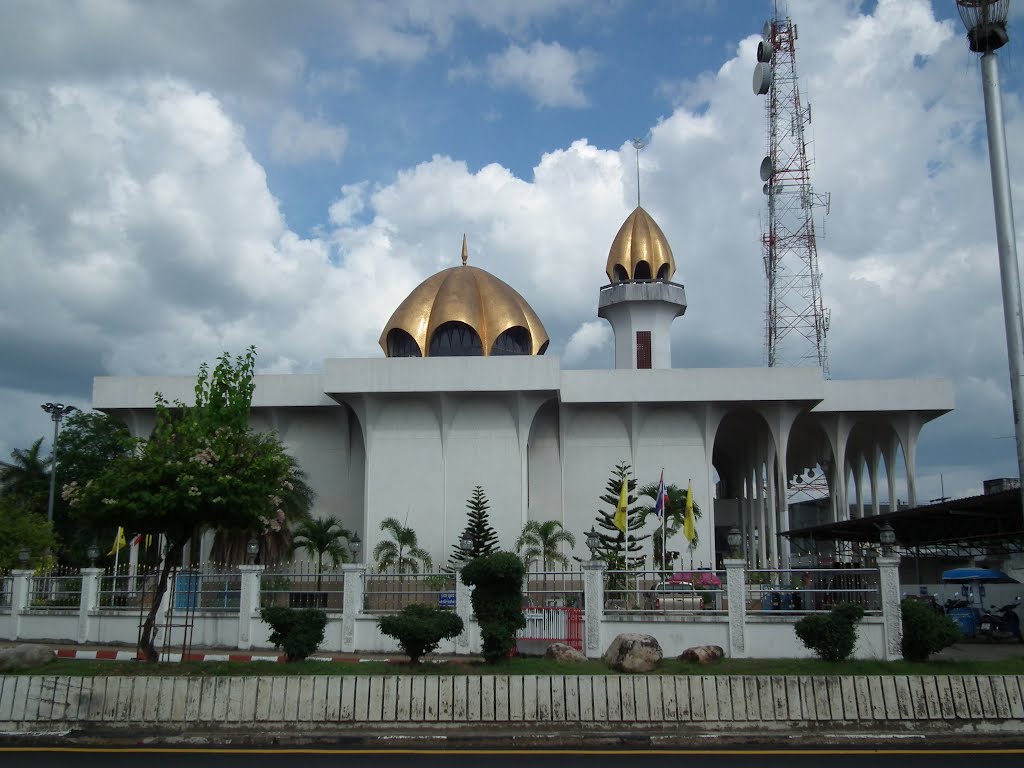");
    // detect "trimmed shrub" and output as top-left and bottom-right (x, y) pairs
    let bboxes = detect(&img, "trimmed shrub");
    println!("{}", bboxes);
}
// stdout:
(259, 606), (327, 662)
(378, 603), (464, 664)
(461, 551), (526, 663)
(794, 602), (865, 662)
(901, 598), (960, 661)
